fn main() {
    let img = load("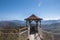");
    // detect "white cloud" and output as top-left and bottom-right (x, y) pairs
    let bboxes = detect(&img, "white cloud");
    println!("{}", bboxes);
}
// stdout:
(38, 2), (42, 7)
(43, 17), (60, 20)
